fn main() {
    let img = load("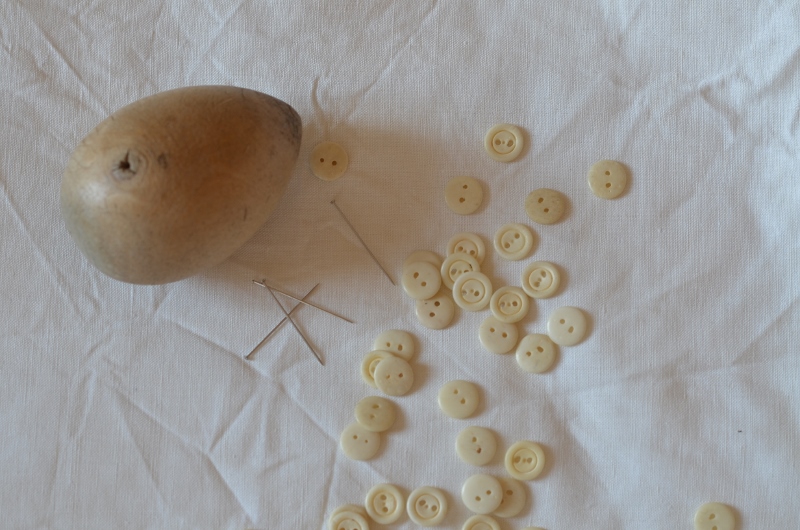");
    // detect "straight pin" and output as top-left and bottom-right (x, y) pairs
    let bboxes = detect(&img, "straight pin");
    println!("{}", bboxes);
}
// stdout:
(266, 286), (324, 365)
(252, 280), (353, 324)
(331, 199), (395, 285)
(246, 283), (318, 361)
